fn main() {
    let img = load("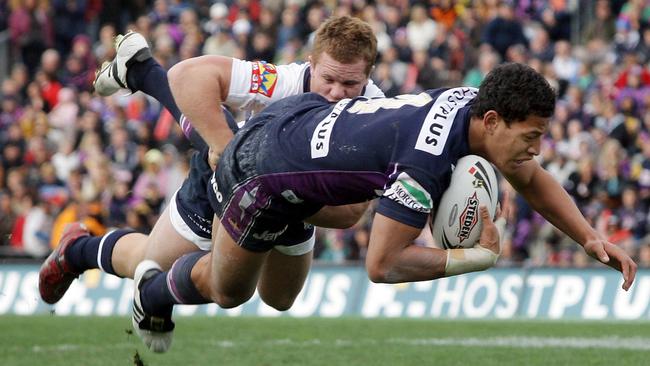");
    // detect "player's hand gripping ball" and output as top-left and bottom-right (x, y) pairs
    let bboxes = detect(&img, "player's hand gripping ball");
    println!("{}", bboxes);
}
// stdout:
(431, 155), (499, 249)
